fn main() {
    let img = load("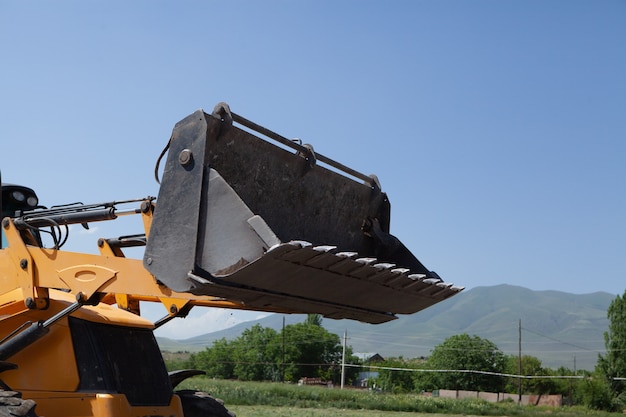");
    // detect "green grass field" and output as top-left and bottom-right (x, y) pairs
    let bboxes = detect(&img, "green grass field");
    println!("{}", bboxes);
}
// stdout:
(177, 377), (619, 417)
(227, 405), (441, 416)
